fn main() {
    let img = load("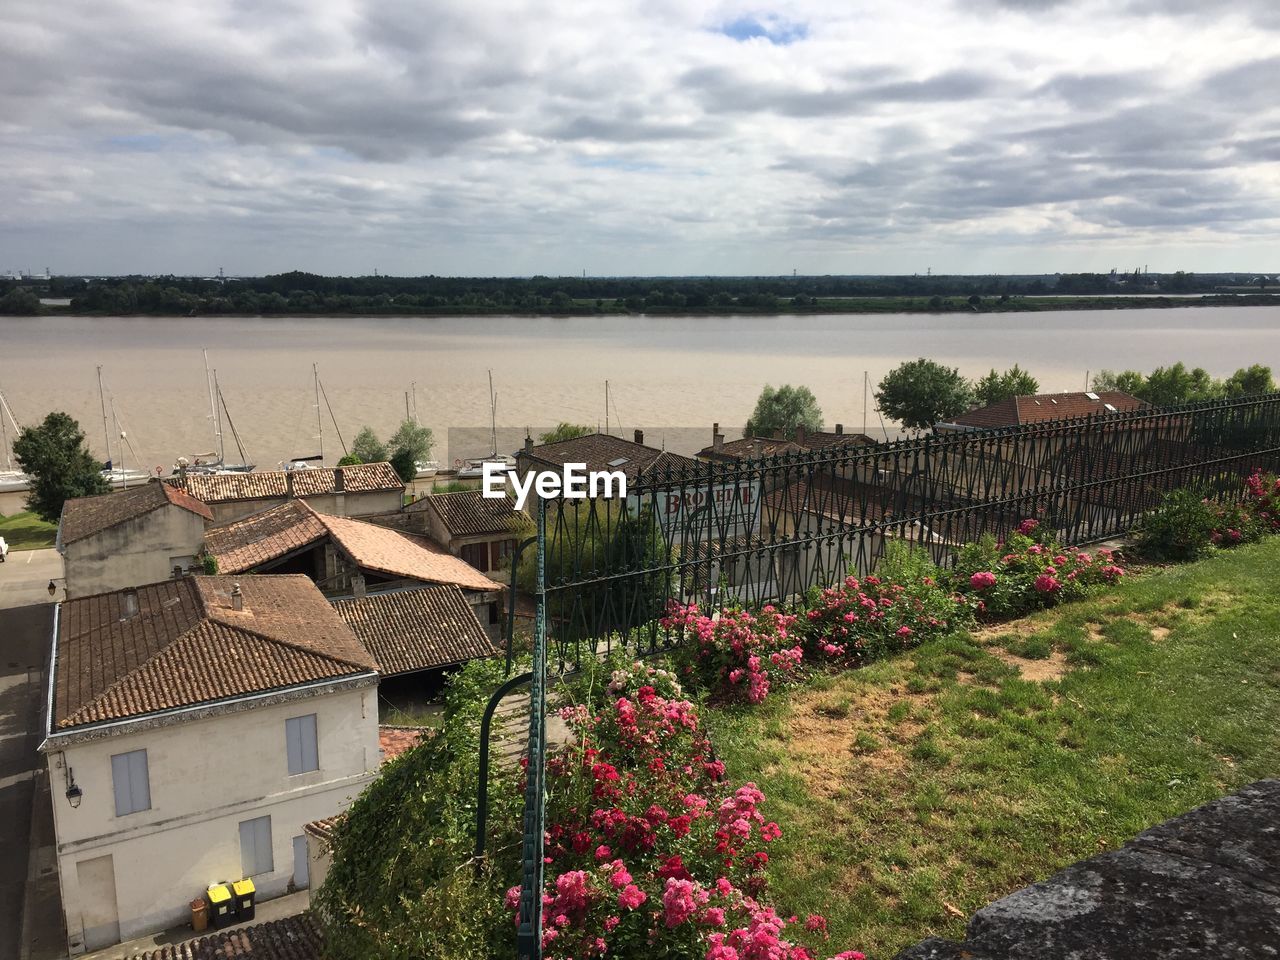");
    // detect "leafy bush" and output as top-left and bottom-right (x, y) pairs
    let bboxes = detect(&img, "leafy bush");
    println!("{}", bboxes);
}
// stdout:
(1132, 489), (1219, 561)
(529, 662), (862, 960)
(951, 520), (1123, 619)
(661, 603), (803, 704)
